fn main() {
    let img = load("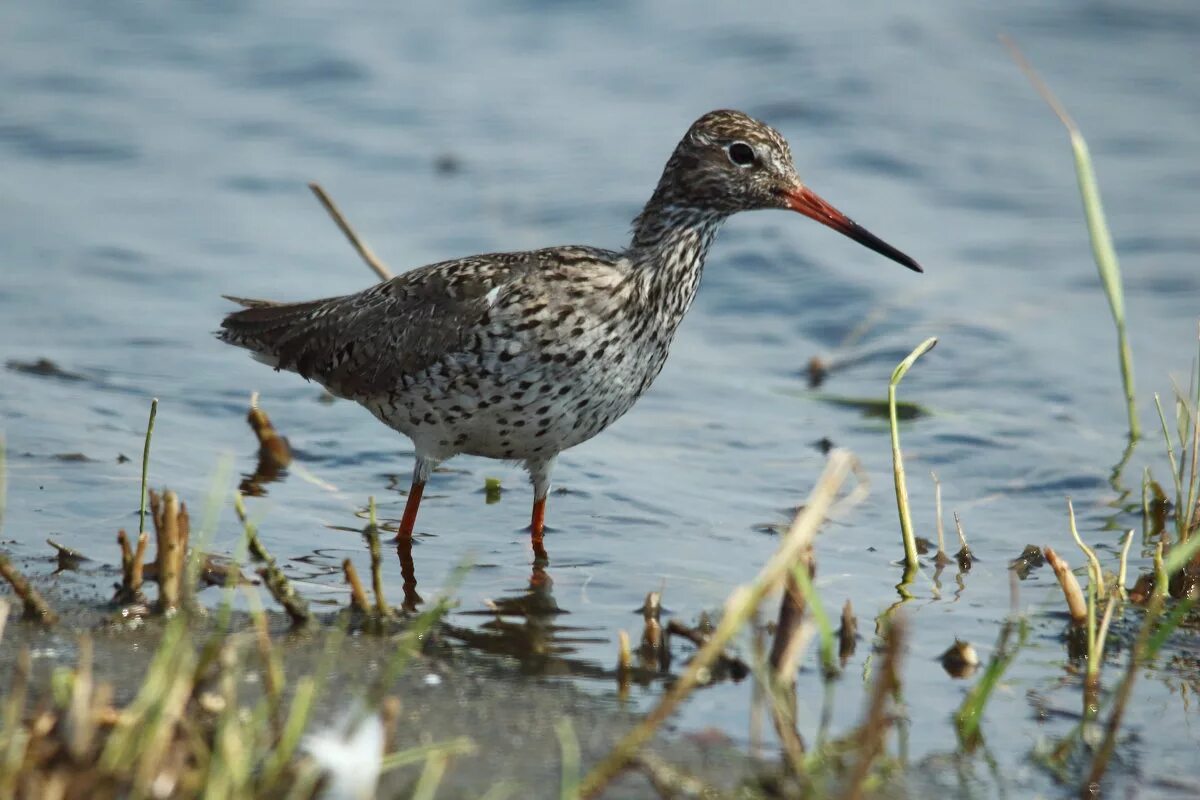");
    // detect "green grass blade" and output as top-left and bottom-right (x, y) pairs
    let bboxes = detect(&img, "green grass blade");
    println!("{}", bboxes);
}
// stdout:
(138, 398), (158, 537)
(790, 563), (836, 676)
(955, 616), (1028, 744)
(1163, 530), (1200, 576)
(890, 337), (938, 572)
(1146, 596), (1198, 660)
(1004, 37), (1138, 440)
(556, 717), (581, 800)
